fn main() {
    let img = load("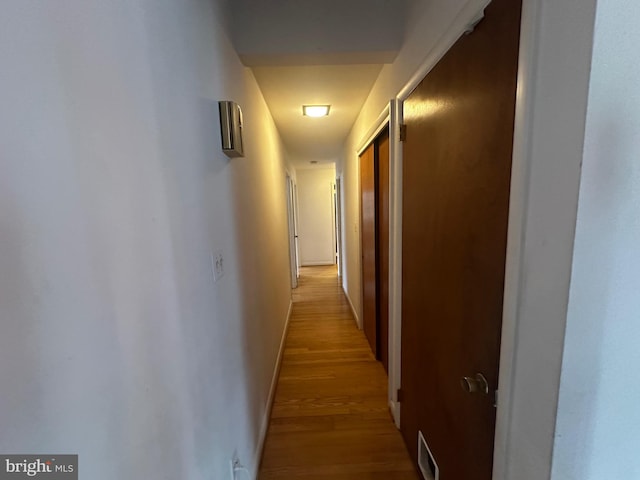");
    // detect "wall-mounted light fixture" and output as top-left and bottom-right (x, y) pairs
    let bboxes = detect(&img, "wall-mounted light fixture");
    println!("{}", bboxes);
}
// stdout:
(303, 105), (330, 117)
(219, 101), (244, 158)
